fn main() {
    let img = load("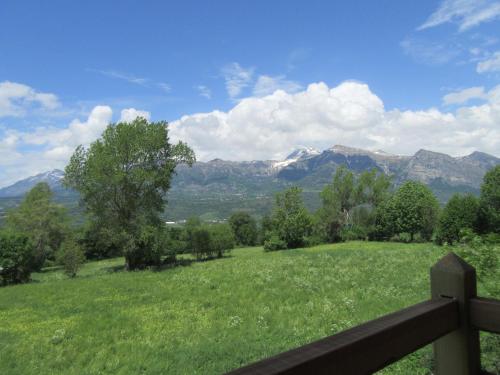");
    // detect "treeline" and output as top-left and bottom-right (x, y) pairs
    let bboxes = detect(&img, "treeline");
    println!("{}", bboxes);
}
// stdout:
(259, 165), (500, 250)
